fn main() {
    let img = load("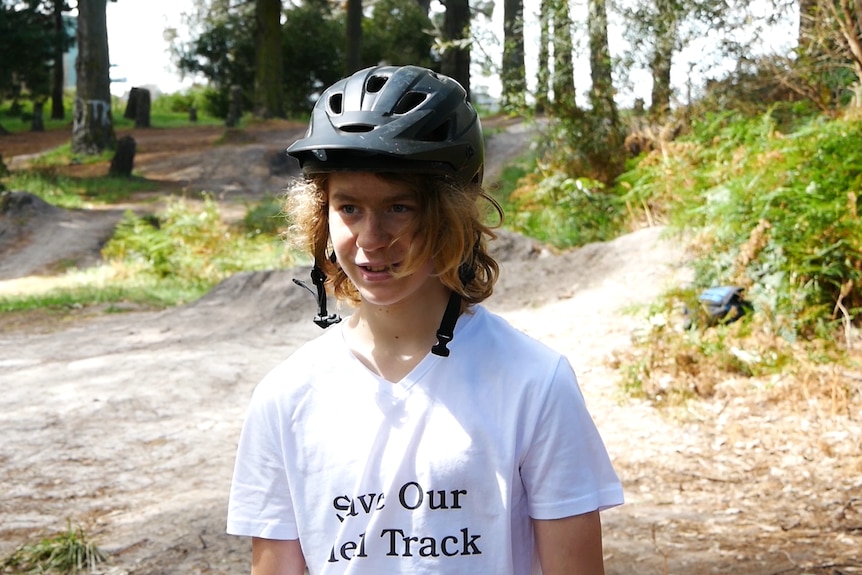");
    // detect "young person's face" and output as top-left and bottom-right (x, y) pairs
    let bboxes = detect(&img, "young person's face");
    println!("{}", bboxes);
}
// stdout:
(327, 172), (441, 309)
